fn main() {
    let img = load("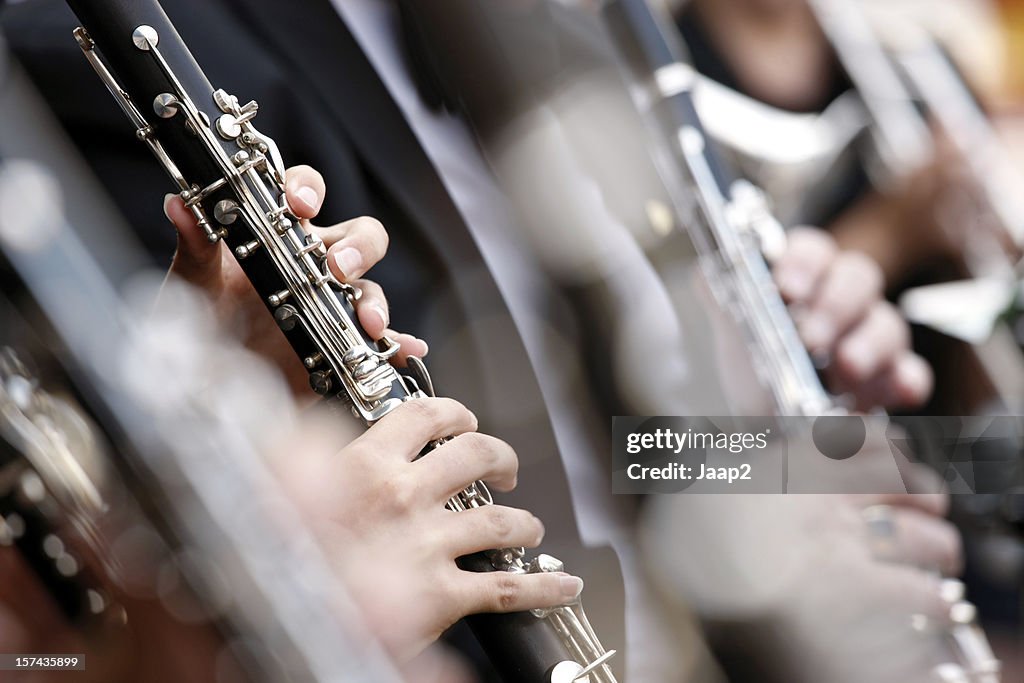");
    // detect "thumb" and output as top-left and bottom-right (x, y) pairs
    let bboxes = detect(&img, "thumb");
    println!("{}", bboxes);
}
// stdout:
(165, 193), (223, 286)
